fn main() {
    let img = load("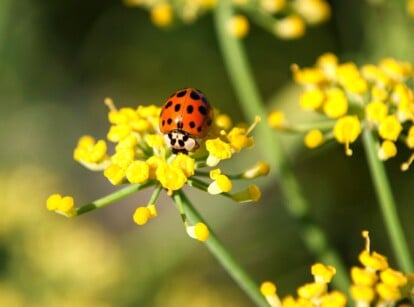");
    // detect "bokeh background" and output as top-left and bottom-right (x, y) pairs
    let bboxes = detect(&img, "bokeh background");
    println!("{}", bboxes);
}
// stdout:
(1, 0), (414, 306)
